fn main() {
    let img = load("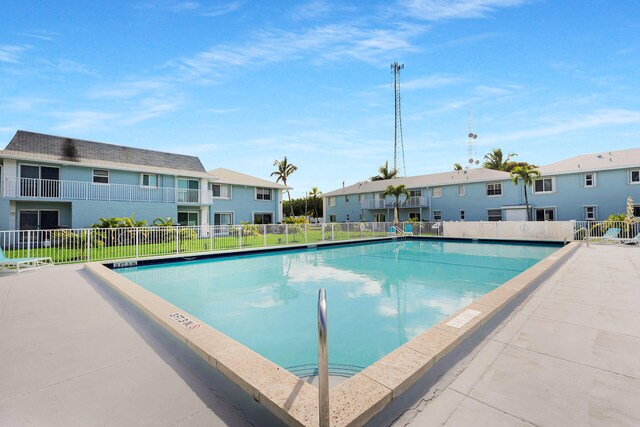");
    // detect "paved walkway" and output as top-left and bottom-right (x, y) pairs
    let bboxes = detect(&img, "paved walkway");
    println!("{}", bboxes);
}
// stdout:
(1, 245), (639, 426)
(395, 244), (640, 427)
(0, 264), (255, 427)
